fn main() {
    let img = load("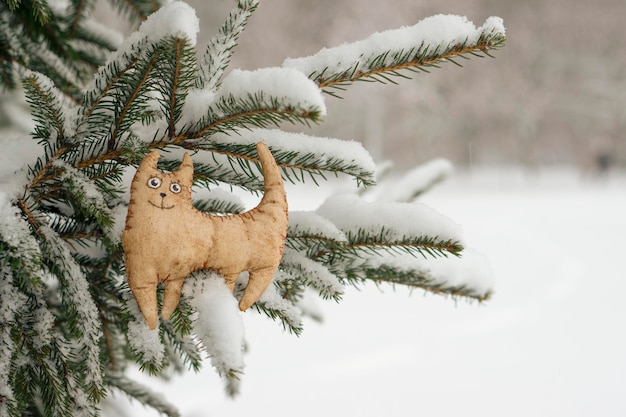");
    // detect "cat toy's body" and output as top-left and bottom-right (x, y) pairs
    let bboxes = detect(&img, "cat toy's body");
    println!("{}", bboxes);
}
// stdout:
(122, 143), (288, 329)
